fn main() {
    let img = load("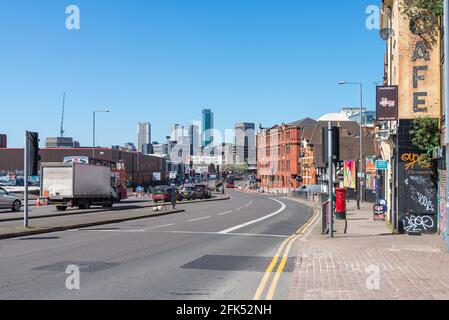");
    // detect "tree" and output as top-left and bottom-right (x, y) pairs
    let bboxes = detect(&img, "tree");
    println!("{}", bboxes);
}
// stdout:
(410, 117), (440, 165)
(400, 0), (443, 46)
